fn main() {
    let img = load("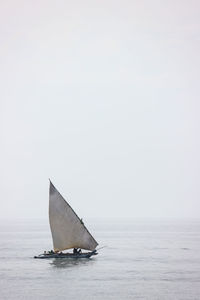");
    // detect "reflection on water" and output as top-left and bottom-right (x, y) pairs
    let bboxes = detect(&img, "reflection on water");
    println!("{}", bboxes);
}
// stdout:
(50, 258), (94, 268)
